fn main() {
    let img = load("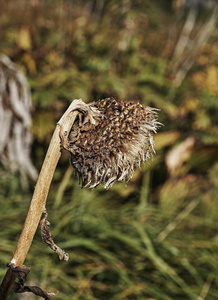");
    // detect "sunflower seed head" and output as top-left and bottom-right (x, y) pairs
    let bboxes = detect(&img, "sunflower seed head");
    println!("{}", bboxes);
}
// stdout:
(68, 97), (160, 189)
